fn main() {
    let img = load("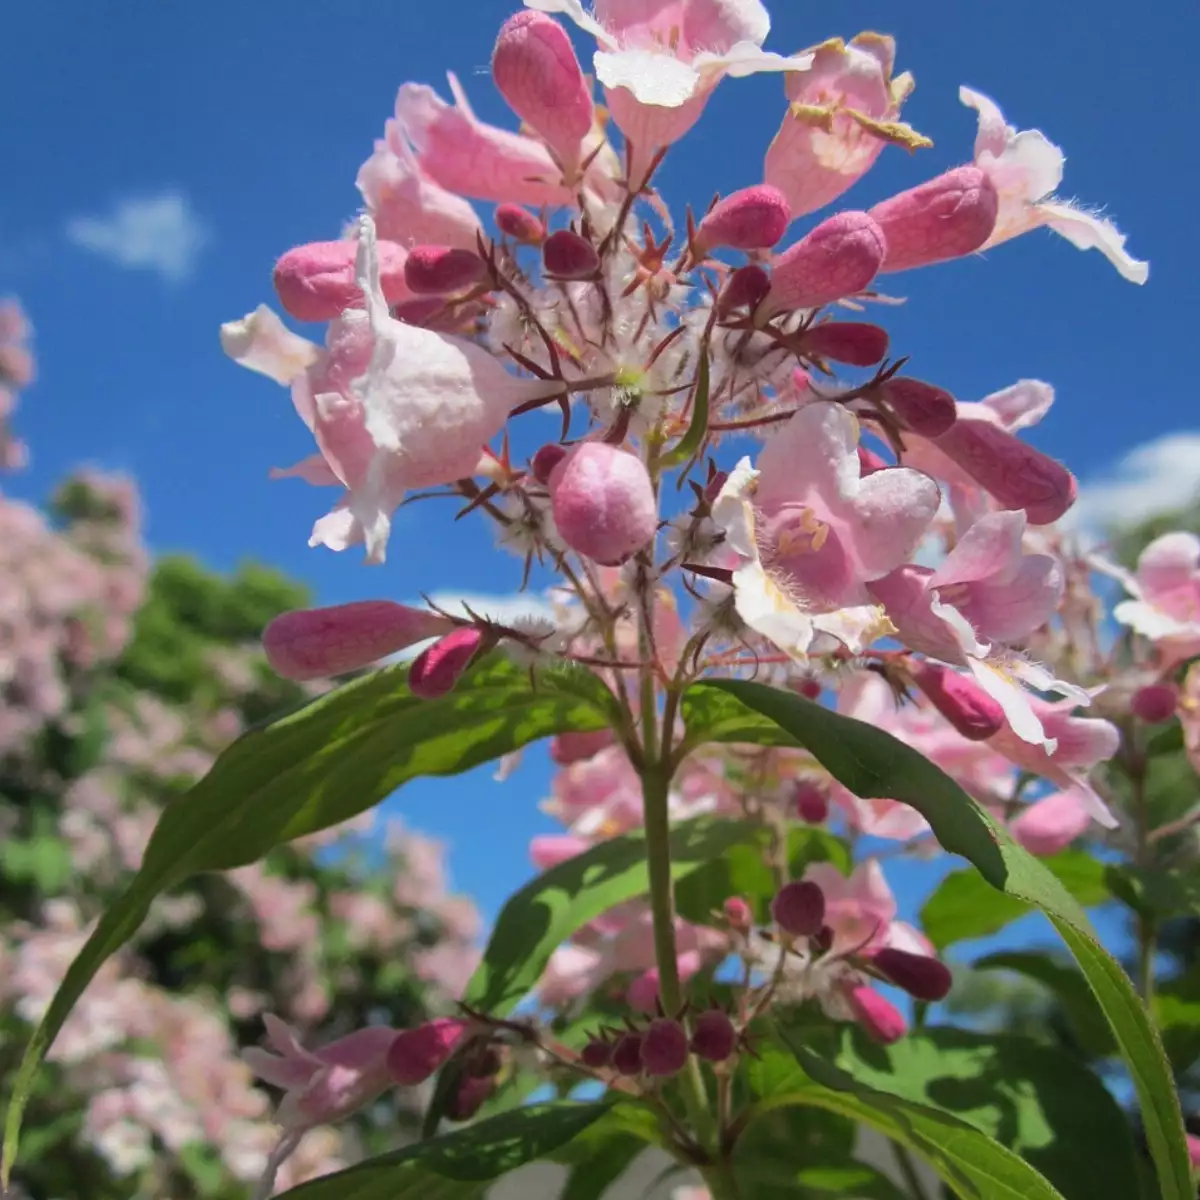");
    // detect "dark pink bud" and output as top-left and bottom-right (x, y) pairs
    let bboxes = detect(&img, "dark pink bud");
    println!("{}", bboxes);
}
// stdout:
(813, 925), (834, 955)
(723, 896), (753, 929)
(496, 203), (546, 244)
(934, 418), (1077, 526)
(408, 628), (486, 699)
(800, 322), (889, 366)
(550, 728), (616, 764)
(641, 1019), (689, 1077)
(549, 443), (657, 565)
(771, 880), (826, 938)
(797, 678), (823, 700)
(447, 1075), (496, 1121)
(1132, 683), (1179, 723)
(386, 1018), (470, 1085)
(879, 378), (958, 439)
(392, 297), (449, 327)
(848, 985), (907, 1044)
(695, 185), (791, 255)
(870, 166), (999, 274)
(531, 441), (568, 485)
(872, 948), (954, 1002)
(612, 1033), (644, 1077)
(690, 1010), (737, 1063)
(543, 229), (600, 280)
(274, 239), (410, 322)
(263, 601), (456, 682)
(581, 1040), (613, 1070)
(763, 211), (886, 313)
(793, 781), (830, 824)
(716, 265), (771, 317)
(858, 444), (889, 475)
(404, 245), (489, 295)
(911, 662), (1006, 741)
(493, 11), (593, 169)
